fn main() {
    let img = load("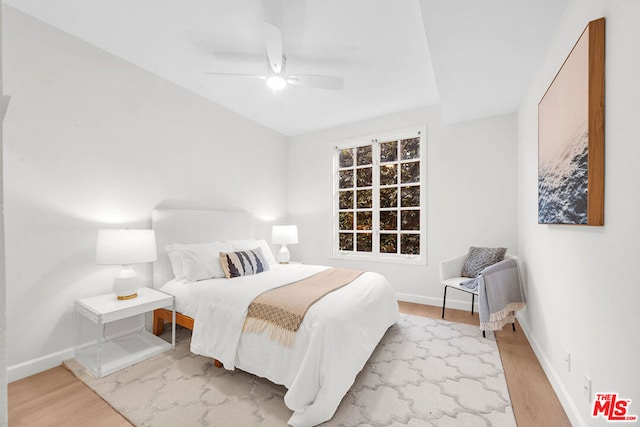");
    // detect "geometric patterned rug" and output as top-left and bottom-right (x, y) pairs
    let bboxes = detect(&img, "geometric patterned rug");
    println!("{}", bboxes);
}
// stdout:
(65, 314), (516, 426)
